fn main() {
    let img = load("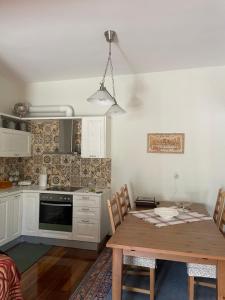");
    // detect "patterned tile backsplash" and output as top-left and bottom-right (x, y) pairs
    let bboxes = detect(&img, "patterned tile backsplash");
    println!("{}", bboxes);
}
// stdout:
(0, 120), (111, 188)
